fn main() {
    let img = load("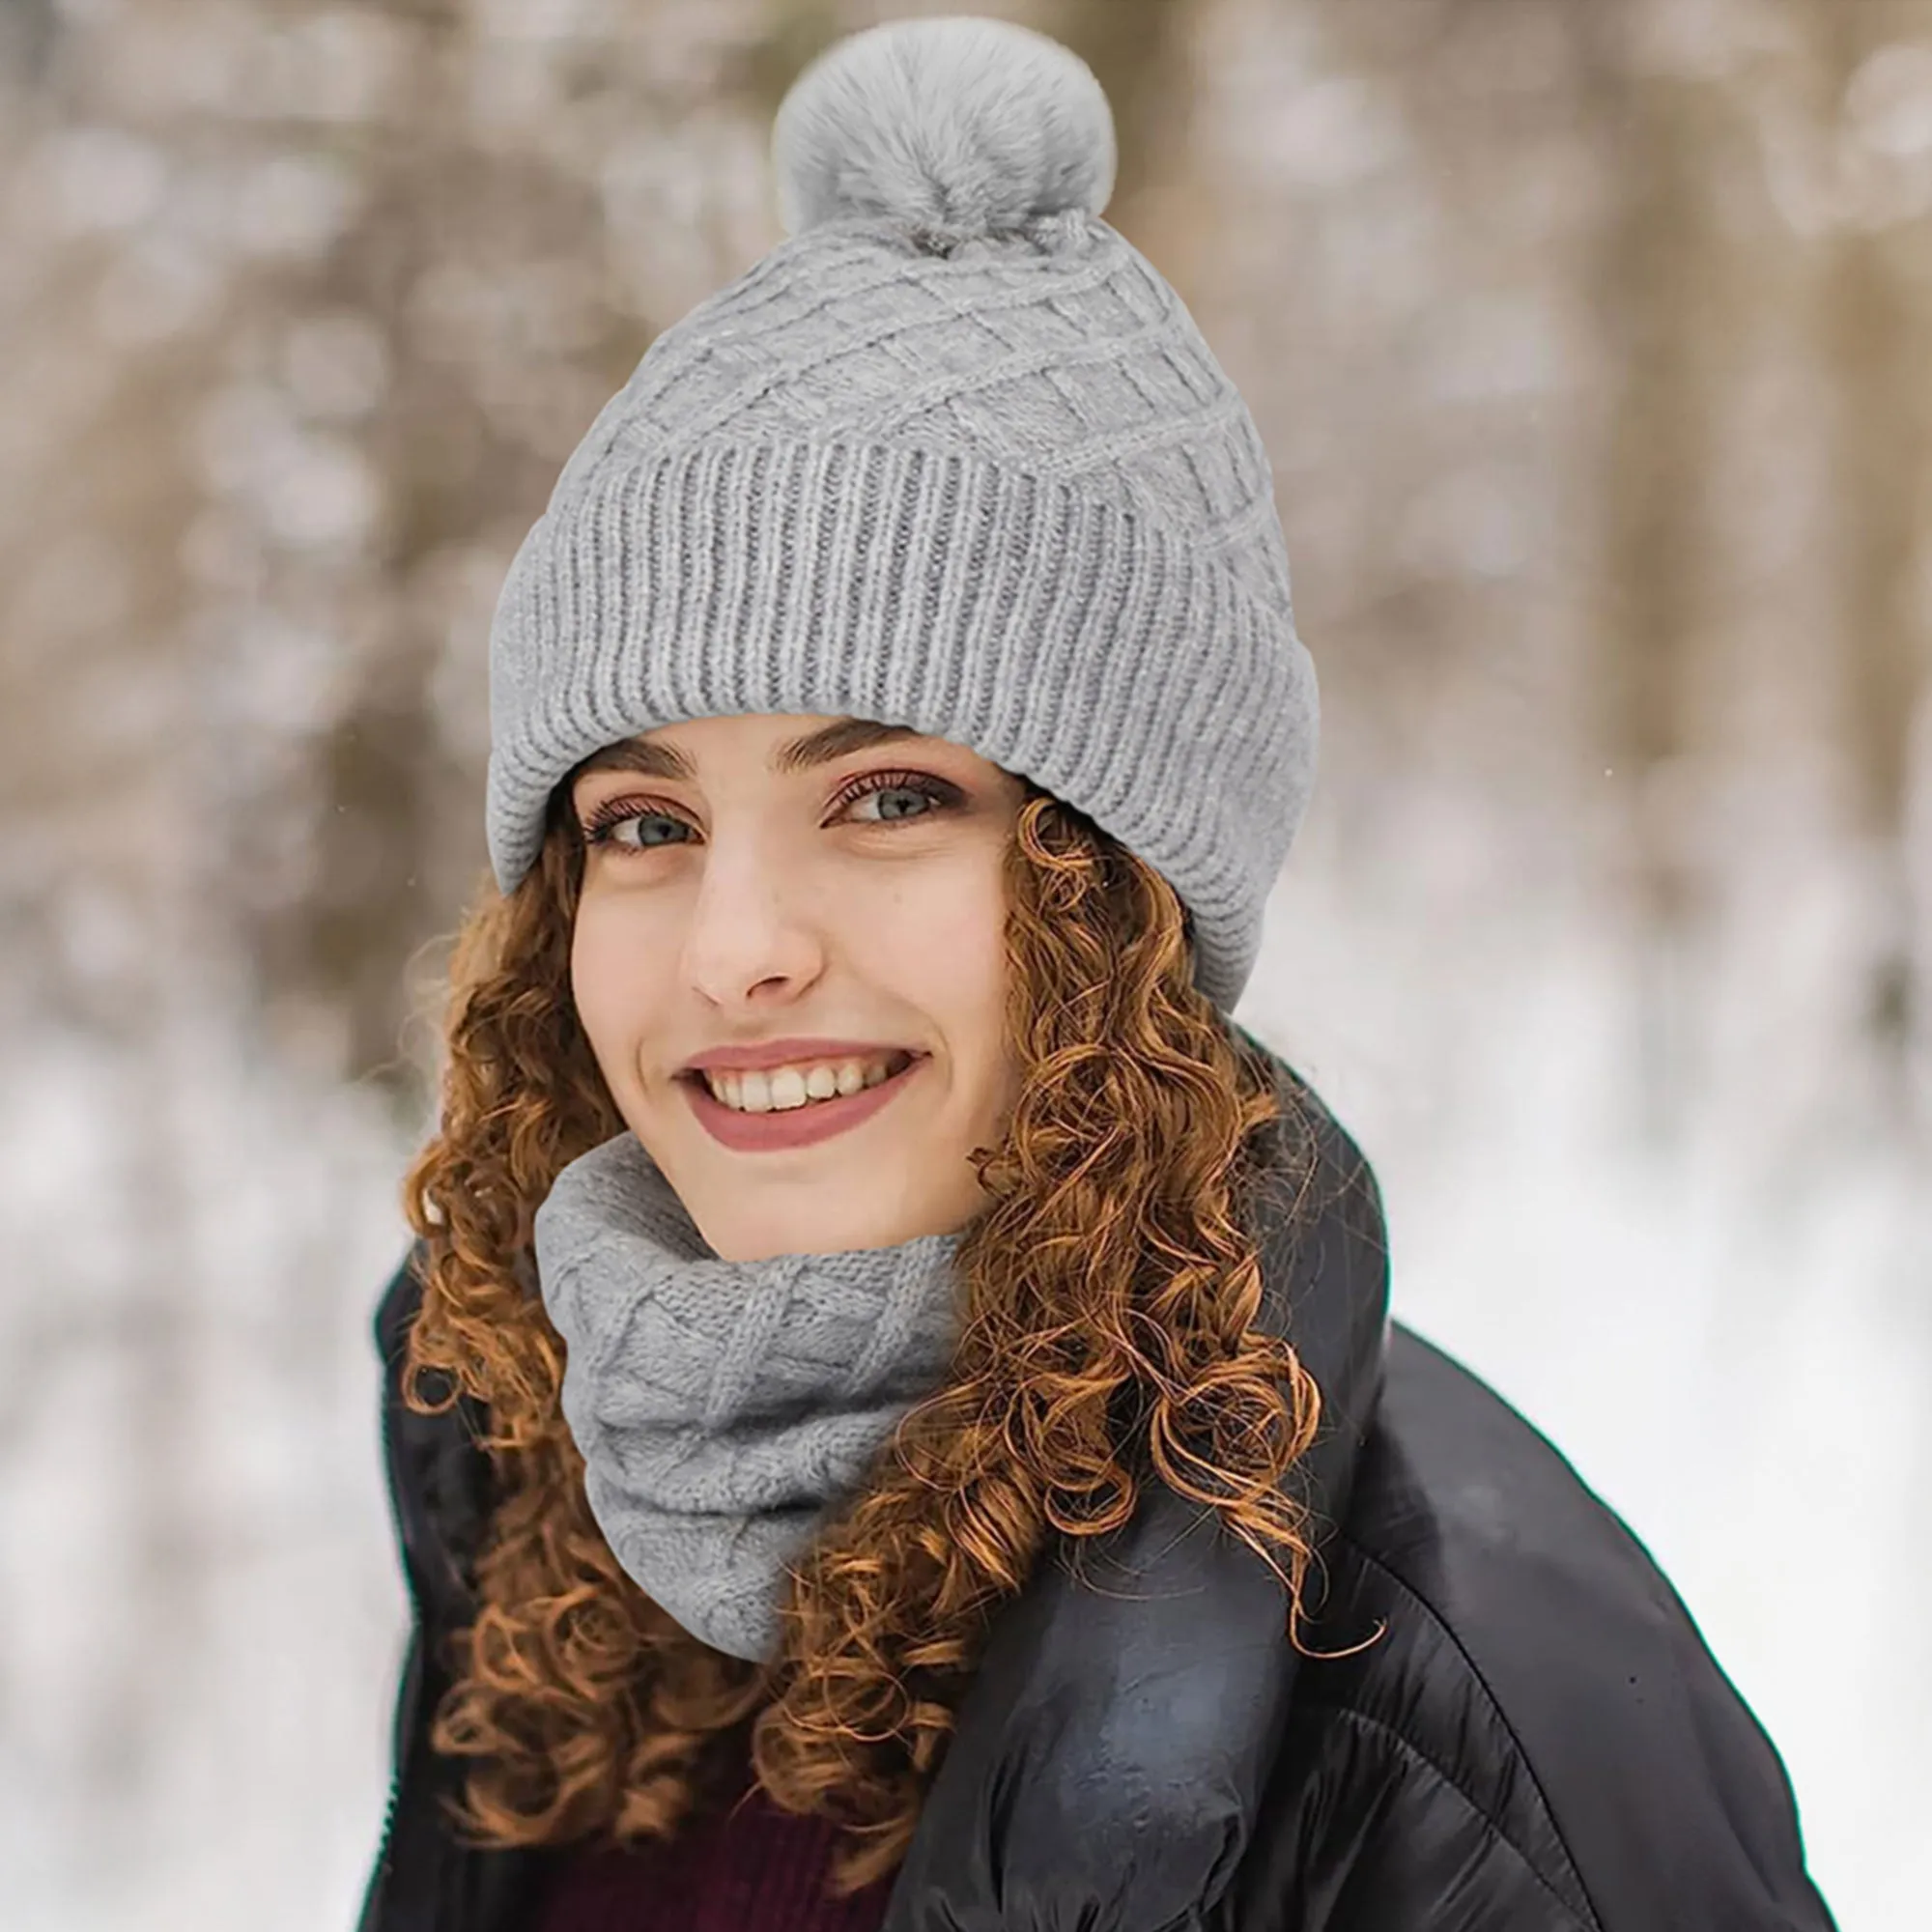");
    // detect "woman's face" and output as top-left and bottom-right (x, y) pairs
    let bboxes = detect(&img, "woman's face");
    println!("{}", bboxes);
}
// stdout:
(567, 713), (1029, 1261)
